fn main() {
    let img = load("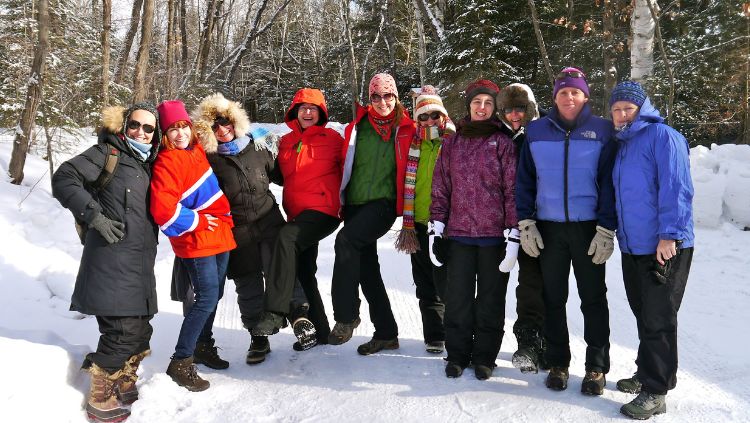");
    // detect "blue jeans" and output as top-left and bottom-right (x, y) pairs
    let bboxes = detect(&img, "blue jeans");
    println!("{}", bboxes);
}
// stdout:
(174, 252), (229, 359)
